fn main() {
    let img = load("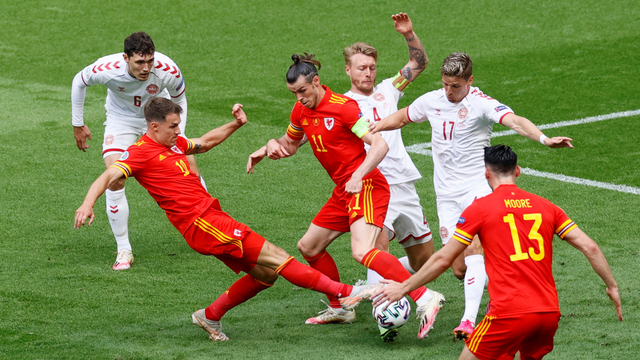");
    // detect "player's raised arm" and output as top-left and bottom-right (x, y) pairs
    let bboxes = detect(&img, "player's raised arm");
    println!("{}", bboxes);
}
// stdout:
(501, 113), (573, 148)
(75, 167), (125, 228)
(190, 104), (247, 154)
(392, 12), (428, 84)
(369, 107), (412, 134)
(562, 227), (623, 321)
